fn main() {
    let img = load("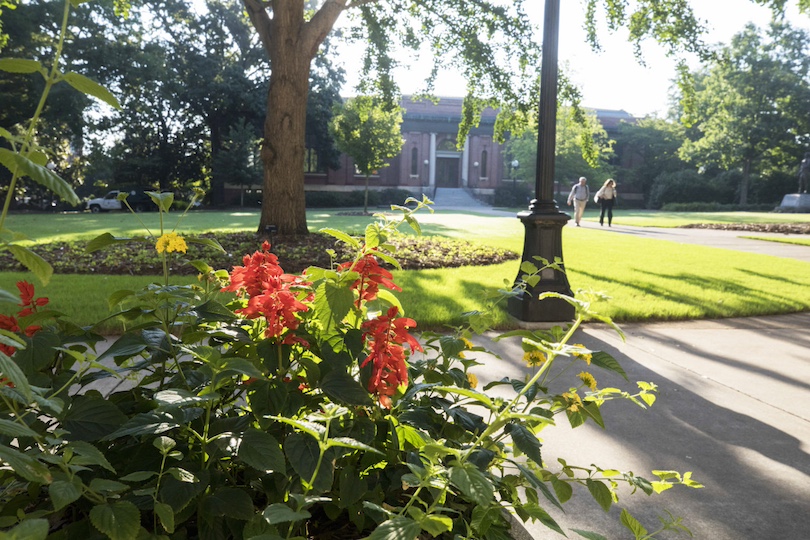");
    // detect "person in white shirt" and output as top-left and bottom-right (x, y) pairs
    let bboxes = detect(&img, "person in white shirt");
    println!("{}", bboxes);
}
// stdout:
(567, 177), (589, 226)
(595, 178), (617, 227)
